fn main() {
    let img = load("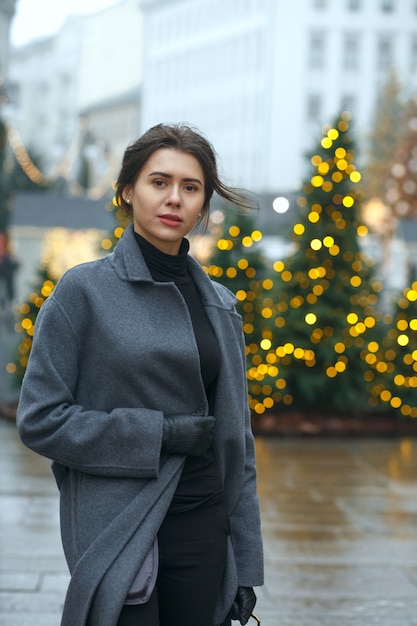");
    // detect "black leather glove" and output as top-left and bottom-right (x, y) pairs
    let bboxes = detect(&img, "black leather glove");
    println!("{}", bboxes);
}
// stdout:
(229, 587), (256, 625)
(162, 414), (215, 456)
